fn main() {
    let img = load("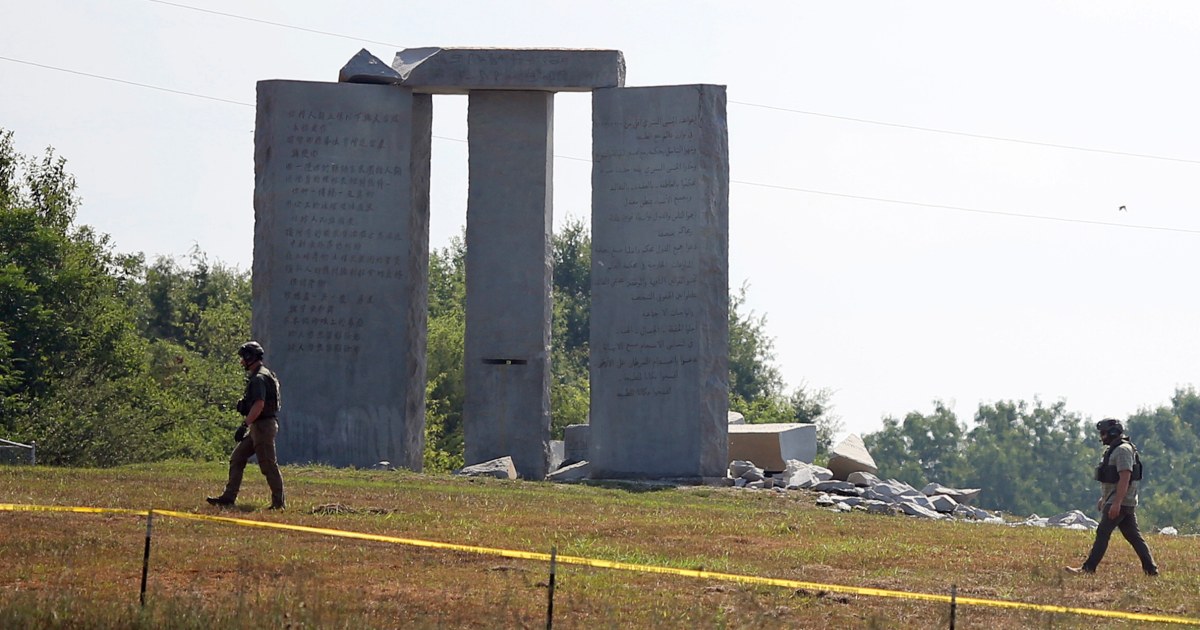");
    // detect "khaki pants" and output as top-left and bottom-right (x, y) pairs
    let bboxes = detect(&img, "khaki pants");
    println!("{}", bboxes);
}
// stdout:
(220, 418), (285, 506)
